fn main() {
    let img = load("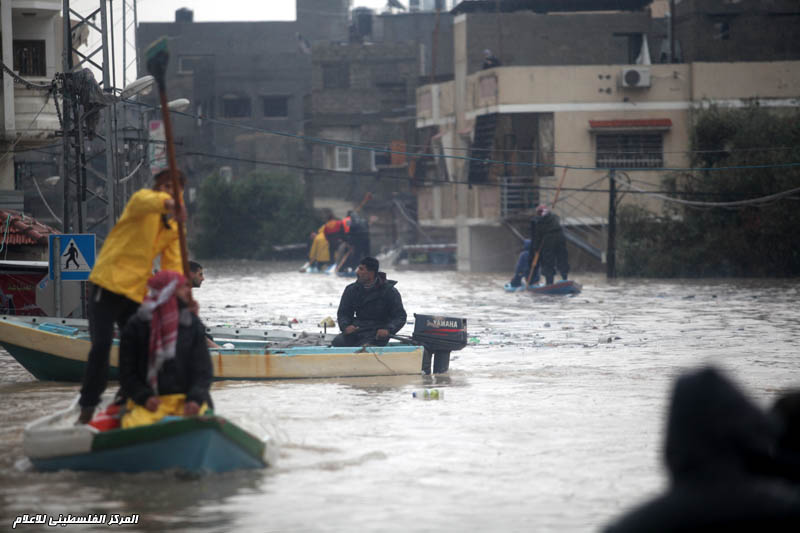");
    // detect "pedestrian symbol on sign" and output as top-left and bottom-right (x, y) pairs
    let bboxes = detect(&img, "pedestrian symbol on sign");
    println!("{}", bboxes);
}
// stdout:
(60, 238), (91, 272)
